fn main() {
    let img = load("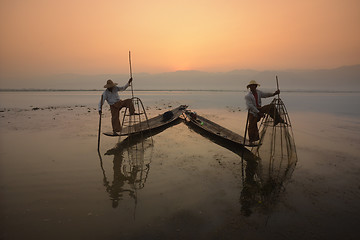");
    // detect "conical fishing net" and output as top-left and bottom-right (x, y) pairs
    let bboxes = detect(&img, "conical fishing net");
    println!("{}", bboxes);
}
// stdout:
(251, 96), (298, 194)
